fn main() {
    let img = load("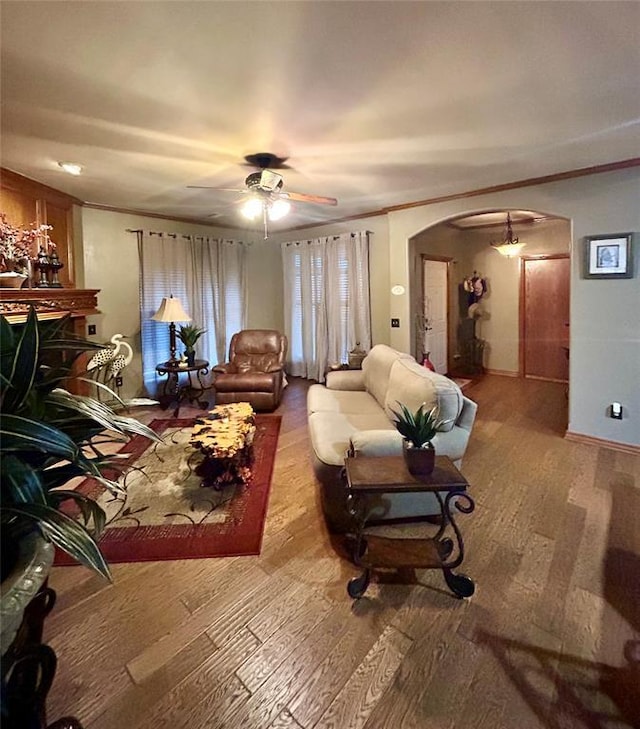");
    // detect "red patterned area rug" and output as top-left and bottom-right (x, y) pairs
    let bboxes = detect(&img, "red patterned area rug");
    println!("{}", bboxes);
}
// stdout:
(54, 414), (281, 565)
